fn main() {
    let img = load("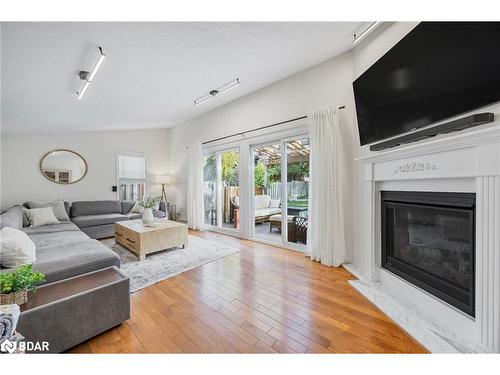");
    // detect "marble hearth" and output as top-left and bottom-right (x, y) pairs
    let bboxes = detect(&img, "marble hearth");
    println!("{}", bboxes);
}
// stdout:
(350, 123), (500, 353)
